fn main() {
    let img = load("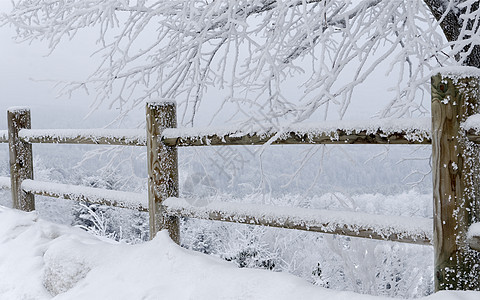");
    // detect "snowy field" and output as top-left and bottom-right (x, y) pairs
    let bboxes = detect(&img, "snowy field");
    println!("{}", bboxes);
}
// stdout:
(0, 205), (479, 300)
